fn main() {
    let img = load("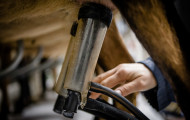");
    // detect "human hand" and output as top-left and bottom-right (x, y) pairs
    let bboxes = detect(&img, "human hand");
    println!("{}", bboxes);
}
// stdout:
(90, 63), (157, 99)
